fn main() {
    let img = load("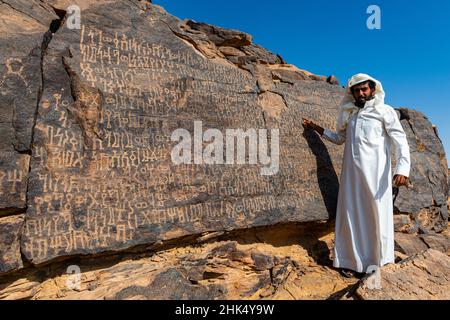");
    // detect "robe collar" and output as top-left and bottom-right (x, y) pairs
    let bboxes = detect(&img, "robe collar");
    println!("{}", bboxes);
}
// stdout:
(362, 97), (376, 109)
